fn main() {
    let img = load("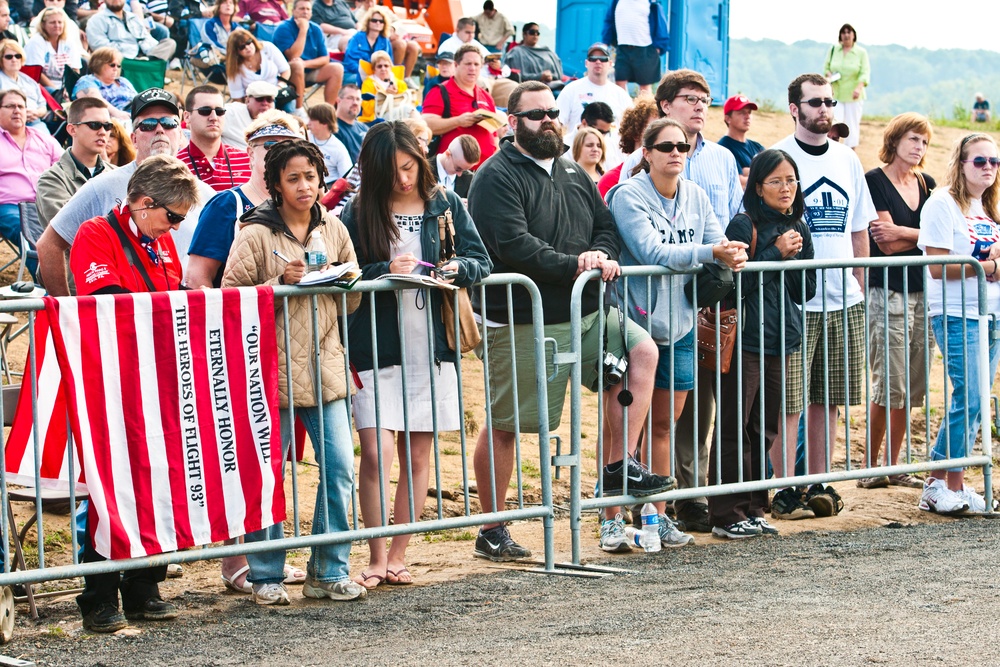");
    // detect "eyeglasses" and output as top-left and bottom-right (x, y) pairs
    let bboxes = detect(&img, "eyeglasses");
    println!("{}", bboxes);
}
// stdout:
(513, 107), (560, 121)
(650, 141), (691, 154)
(134, 116), (180, 132)
(586, 56), (609, 63)
(800, 97), (837, 108)
(192, 106), (226, 117)
(762, 178), (799, 189)
(3, 53), (22, 60)
(249, 96), (273, 104)
(525, 29), (540, 36)
(0, 103), (25, 110)
(962, 156), (1000, 169)
(108, 62), (121, 68)
(673, 94), (711, 106)
(72, 120), (113, 131)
